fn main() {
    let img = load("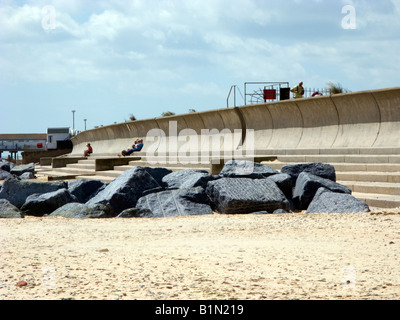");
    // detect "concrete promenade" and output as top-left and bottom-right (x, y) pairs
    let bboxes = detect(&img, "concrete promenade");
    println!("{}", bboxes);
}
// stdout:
(68, 87), (400, 156)
(39, 87), (400, 208)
